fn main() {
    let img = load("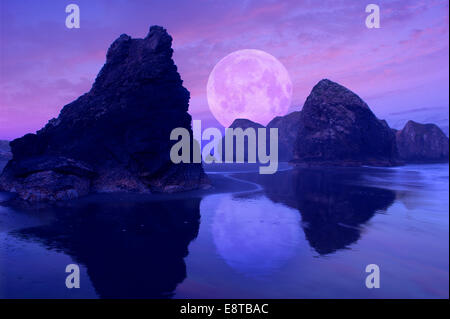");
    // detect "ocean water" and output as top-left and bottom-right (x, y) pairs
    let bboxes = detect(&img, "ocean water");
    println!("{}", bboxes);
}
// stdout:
(0, 163), (448, 299)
